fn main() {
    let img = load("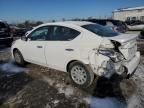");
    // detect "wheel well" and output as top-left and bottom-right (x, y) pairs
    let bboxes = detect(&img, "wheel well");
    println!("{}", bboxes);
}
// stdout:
(13, 48), (18, 54)
(66, 60), (87, 72)
(66, 60), (78, 72)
